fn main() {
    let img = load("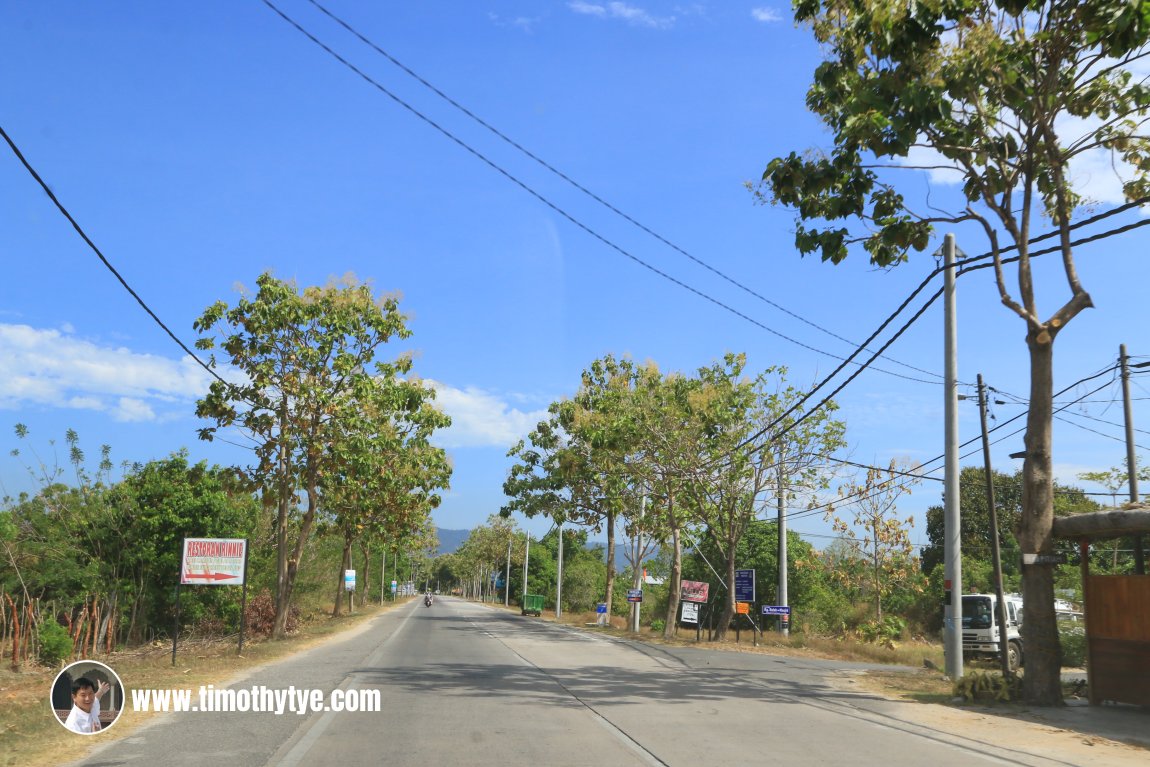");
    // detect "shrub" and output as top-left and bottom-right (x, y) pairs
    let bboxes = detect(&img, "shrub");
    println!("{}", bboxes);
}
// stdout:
(858, 615), (906, 648)
(38, 620), (73, 666)
(243, 590), (299, 638)
(649, 618), (665, 633)
(1059, 623), (1087, 668)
